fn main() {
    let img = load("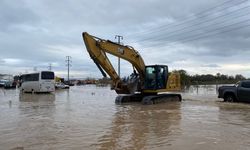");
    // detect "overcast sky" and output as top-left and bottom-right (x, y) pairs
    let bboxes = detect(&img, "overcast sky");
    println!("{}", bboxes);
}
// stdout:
(1, 0), (250, 78)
